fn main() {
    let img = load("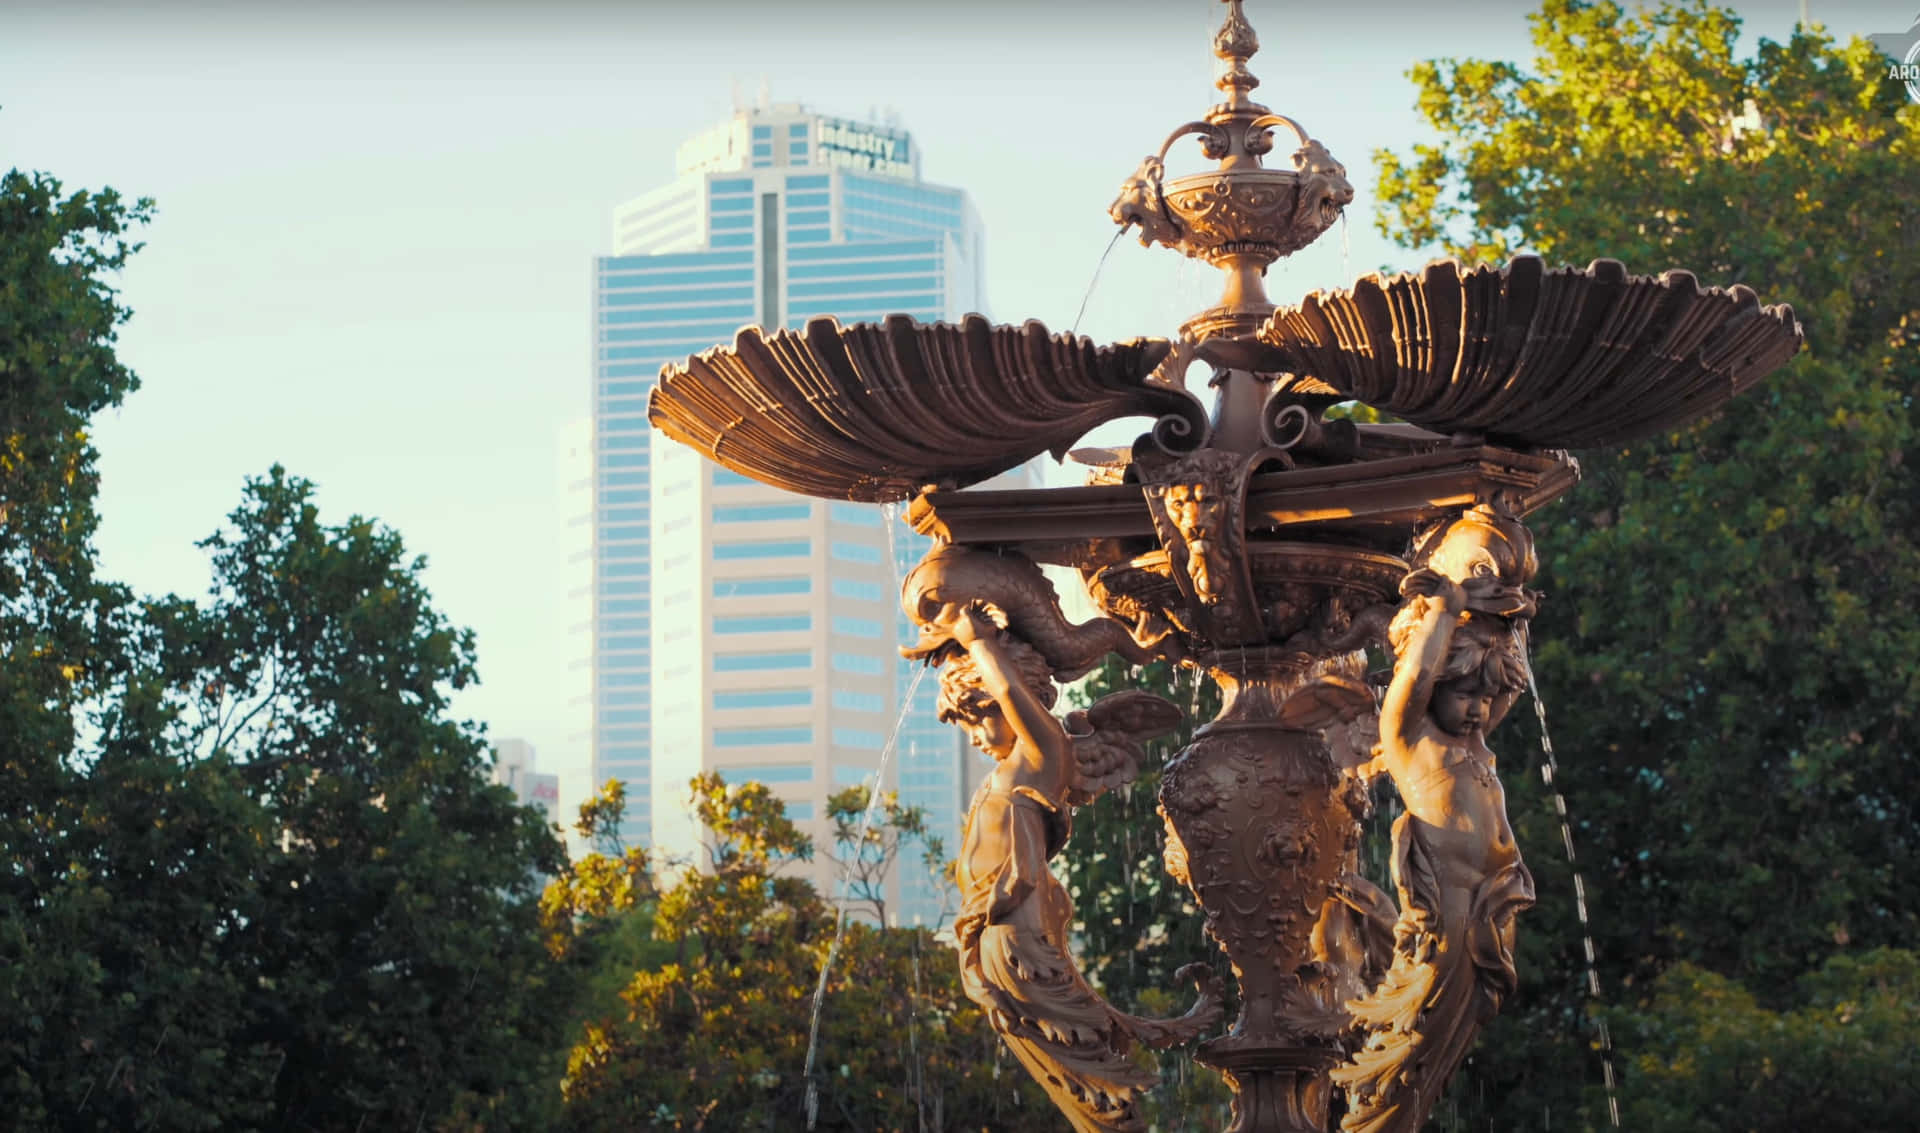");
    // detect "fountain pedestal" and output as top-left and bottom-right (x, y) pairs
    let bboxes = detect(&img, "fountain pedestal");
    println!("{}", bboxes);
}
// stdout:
(1159, 652), (1359, 1133)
